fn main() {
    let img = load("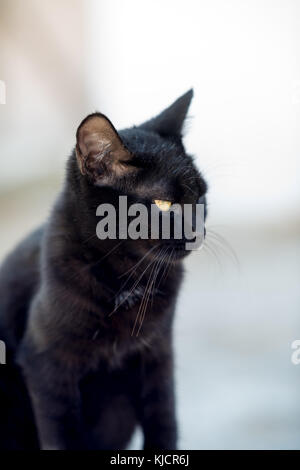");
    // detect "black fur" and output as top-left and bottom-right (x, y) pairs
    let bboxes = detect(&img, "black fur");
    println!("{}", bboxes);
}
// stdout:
(0, 90), (207, 450)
